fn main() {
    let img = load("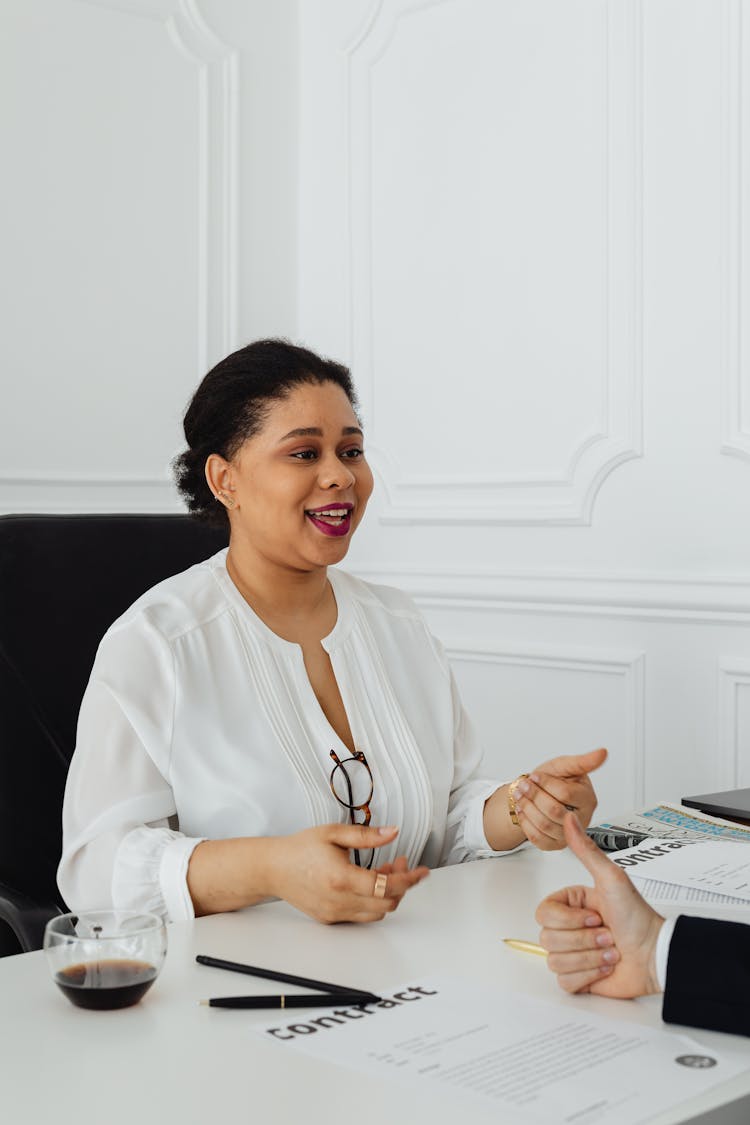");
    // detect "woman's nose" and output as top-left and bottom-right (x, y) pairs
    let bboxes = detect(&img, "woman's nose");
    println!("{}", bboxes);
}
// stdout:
(318, 453), (355, 489)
